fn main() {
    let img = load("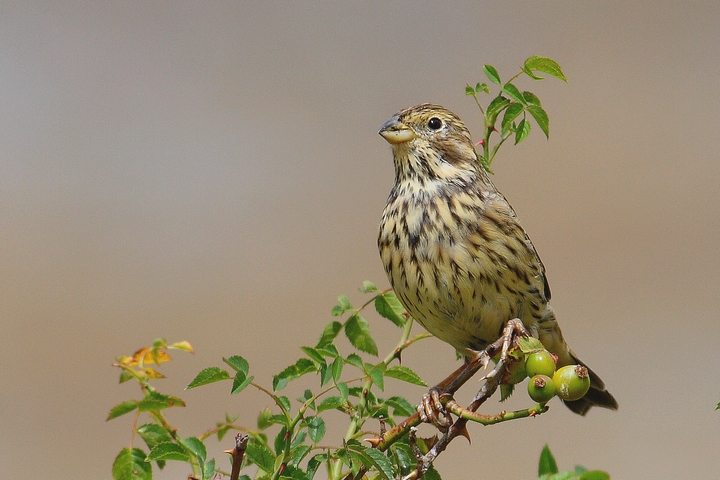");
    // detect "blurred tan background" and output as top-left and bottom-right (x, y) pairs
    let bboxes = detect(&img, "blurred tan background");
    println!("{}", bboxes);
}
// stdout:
(1, 2), (719, 478)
